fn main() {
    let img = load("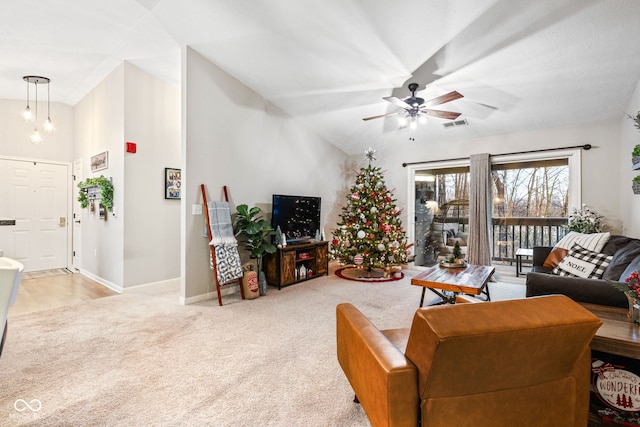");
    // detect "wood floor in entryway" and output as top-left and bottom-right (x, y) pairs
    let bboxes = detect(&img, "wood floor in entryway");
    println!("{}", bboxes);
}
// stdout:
(8, 271), (117, 317)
